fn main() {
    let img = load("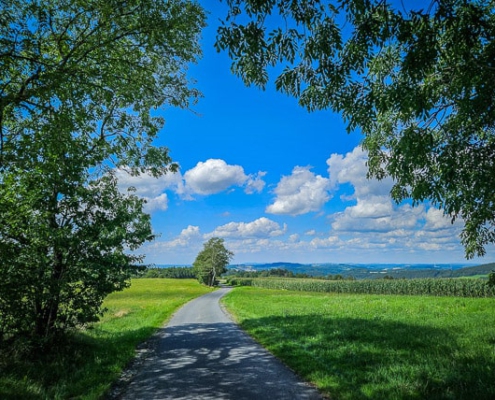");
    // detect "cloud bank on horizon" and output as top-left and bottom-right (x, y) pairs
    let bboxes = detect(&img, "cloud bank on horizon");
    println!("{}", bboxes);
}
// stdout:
(117, 145), (477, 265)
